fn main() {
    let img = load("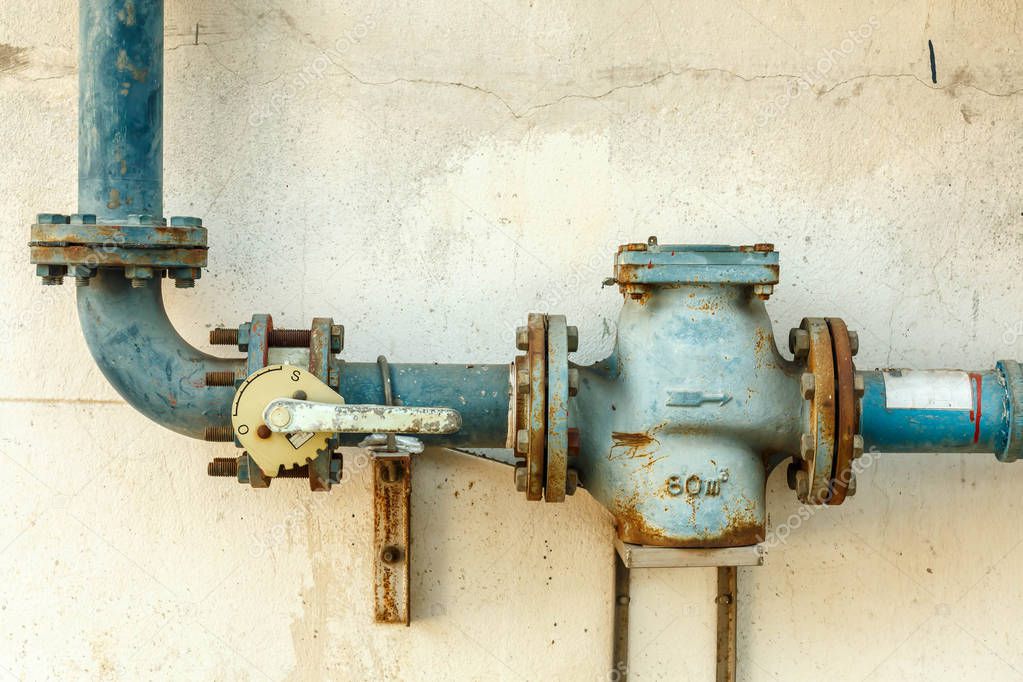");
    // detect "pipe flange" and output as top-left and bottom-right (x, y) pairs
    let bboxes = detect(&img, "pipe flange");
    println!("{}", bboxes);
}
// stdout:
(510, 313), (579, 502)
(996, 360), (1023, 462)
(789, 317), (862, 504)
(29, 214), (208, 287)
